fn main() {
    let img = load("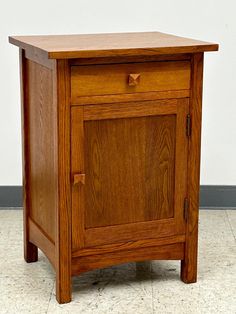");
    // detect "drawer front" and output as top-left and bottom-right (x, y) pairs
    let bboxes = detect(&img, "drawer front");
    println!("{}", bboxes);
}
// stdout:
(71, 61), (191, 101)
